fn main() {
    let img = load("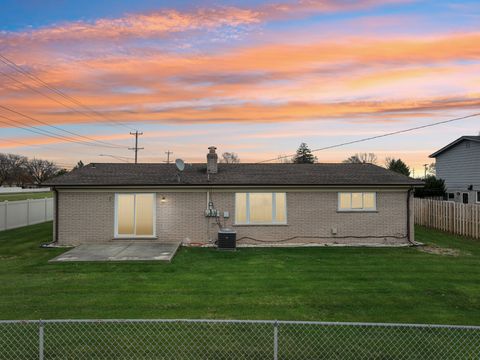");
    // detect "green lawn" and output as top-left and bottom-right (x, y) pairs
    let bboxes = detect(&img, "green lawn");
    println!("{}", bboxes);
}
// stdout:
(0, 191), (52, 202)
(0, 222), (479, 324)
